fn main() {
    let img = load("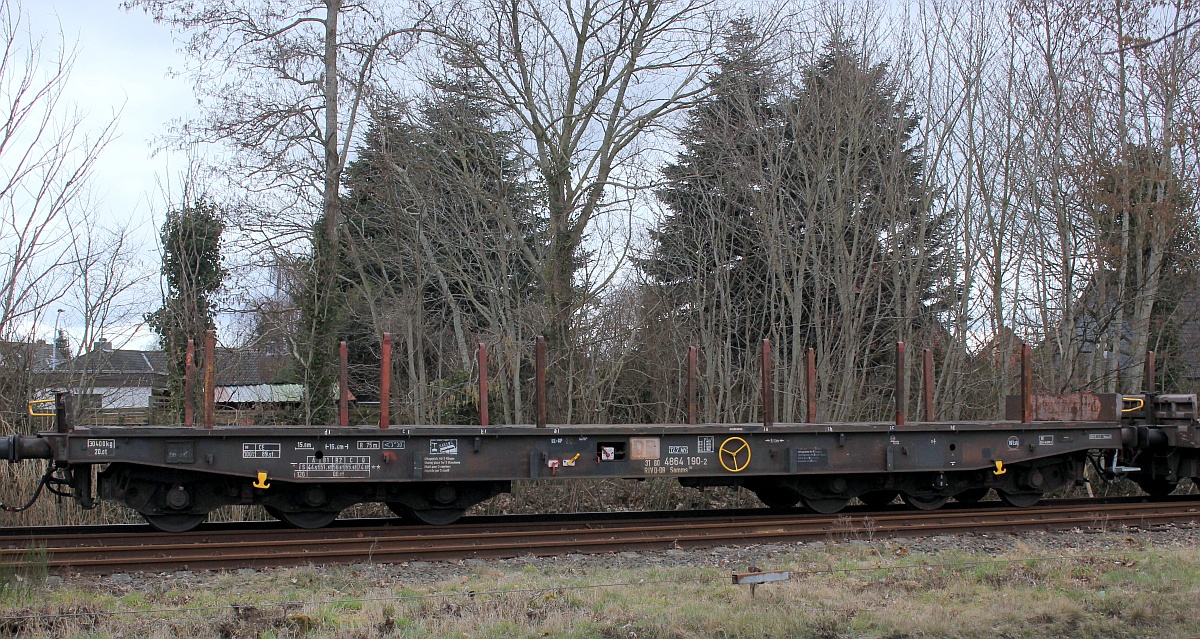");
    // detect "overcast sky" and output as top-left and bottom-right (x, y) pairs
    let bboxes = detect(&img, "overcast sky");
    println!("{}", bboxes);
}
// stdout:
(25, 1), (196, 348)
(29, 1), (195, 241)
